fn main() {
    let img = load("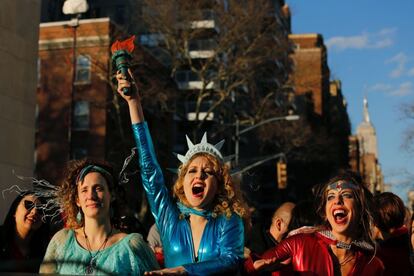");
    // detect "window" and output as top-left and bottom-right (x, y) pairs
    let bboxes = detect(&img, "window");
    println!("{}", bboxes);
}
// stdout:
(188, 39), (216, 51)
(175, 71), (186, 82)
(174, 70), (217, 90)
(75, 55), (91, 84)
(140, 33), (164, 47)
(174, 70), (200, 82)
(72, 147), (88, 159)
(73, 101), (89, 130)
